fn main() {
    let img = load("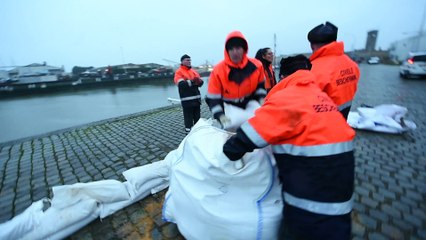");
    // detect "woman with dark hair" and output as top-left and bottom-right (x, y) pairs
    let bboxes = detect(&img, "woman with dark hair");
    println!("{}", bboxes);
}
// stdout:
(255, 47), (277, 92)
